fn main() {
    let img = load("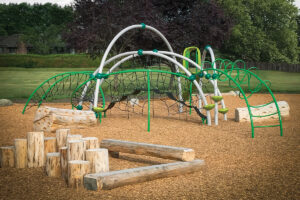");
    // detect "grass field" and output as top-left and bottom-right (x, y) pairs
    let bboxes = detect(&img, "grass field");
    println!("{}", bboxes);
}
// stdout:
(0, 67), (299, 100)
